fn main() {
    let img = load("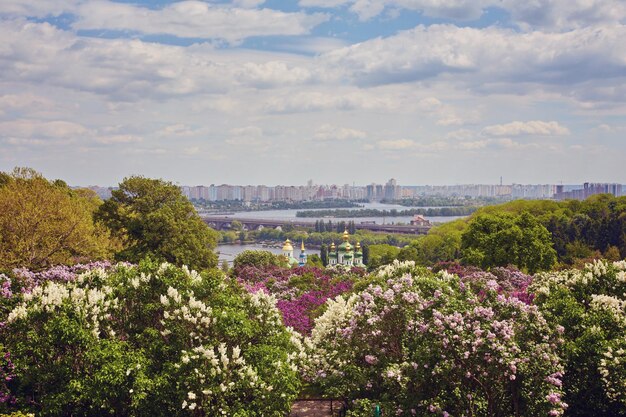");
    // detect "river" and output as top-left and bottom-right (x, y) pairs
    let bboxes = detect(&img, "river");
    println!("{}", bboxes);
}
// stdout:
(218, 243), (286, 264)
(211, 202), (466, 225)
(216, 202), (469, 264)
